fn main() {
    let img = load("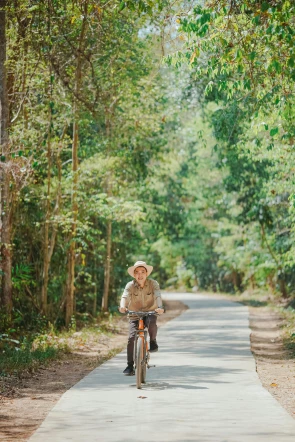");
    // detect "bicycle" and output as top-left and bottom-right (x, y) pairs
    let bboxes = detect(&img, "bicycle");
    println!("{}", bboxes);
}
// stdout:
(127, 310), (157, 389)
